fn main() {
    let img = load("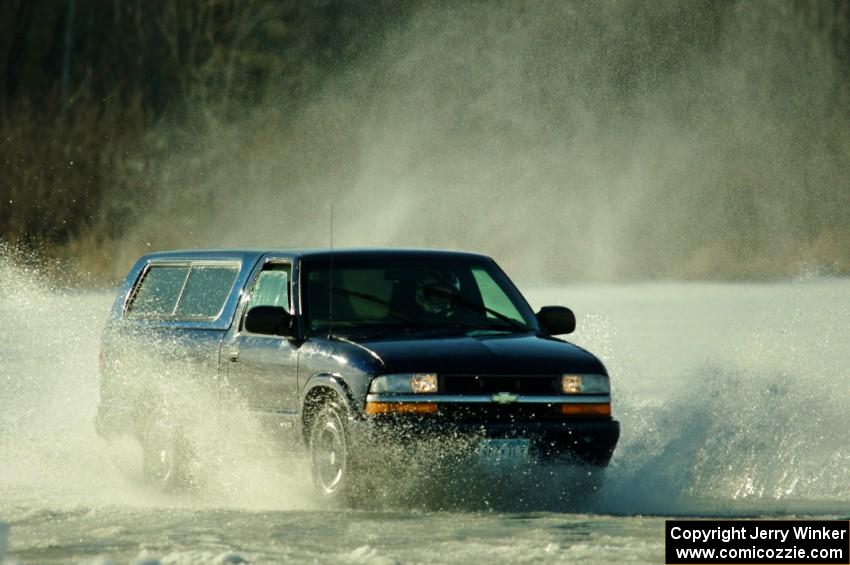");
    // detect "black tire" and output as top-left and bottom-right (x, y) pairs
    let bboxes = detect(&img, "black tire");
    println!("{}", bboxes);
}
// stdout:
(141, 418), (193, 492)
(308, 401), (360, 505)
